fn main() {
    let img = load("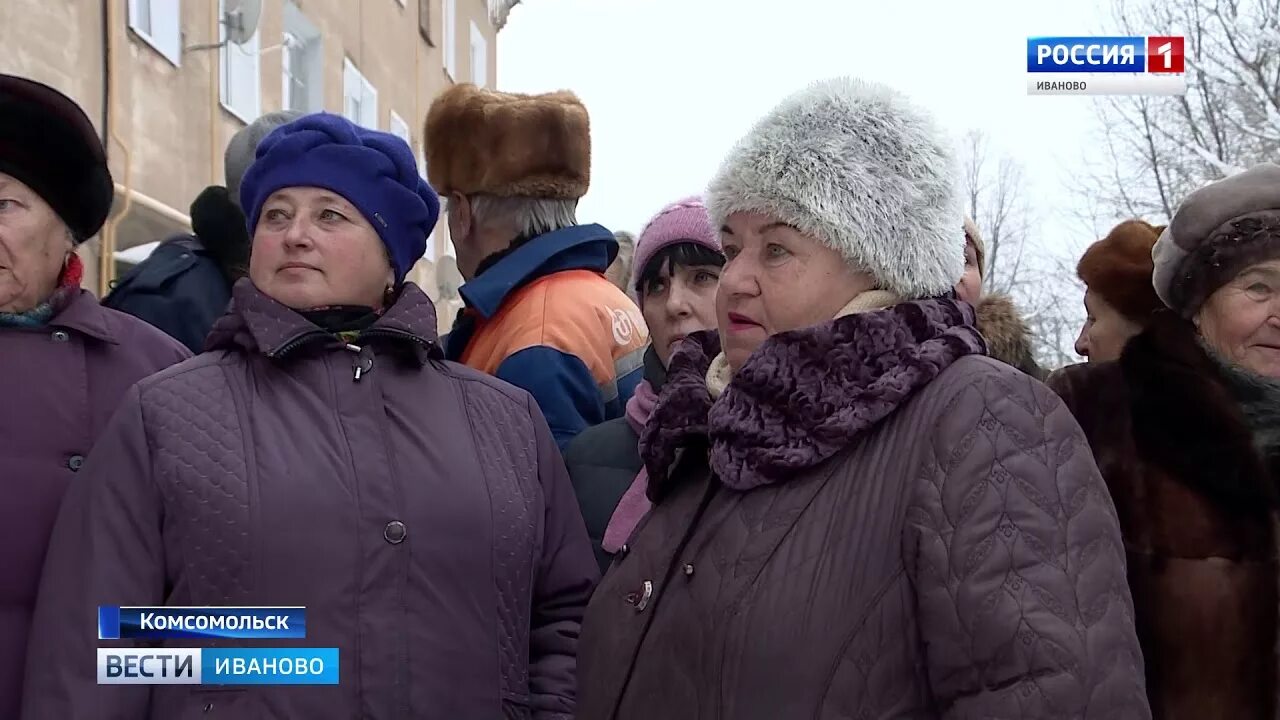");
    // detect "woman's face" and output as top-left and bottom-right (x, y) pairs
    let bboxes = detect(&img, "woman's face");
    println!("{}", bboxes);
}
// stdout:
(1196, 259), (1280, 378)
(250, 187), (394, 310)
(1075, 289), (1142, 362)
(716, 211), (875, 371)
(0, 173), (73, 314)
(641, 261), (721, 367)
(955, 240), (982, 304)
